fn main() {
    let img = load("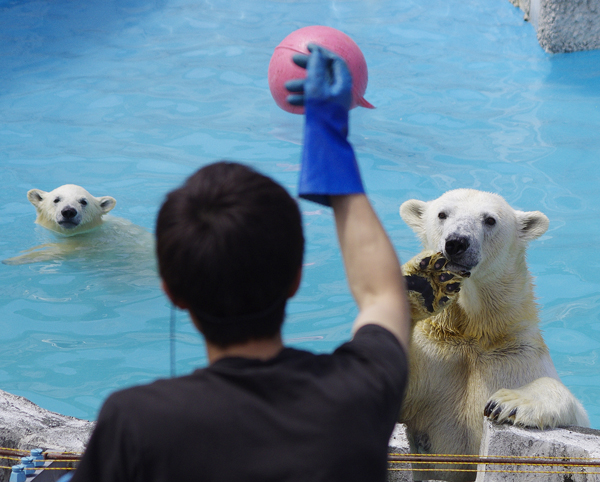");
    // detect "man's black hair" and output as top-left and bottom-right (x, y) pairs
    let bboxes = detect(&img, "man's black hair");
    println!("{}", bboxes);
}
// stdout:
(156, 161), (304, 348)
